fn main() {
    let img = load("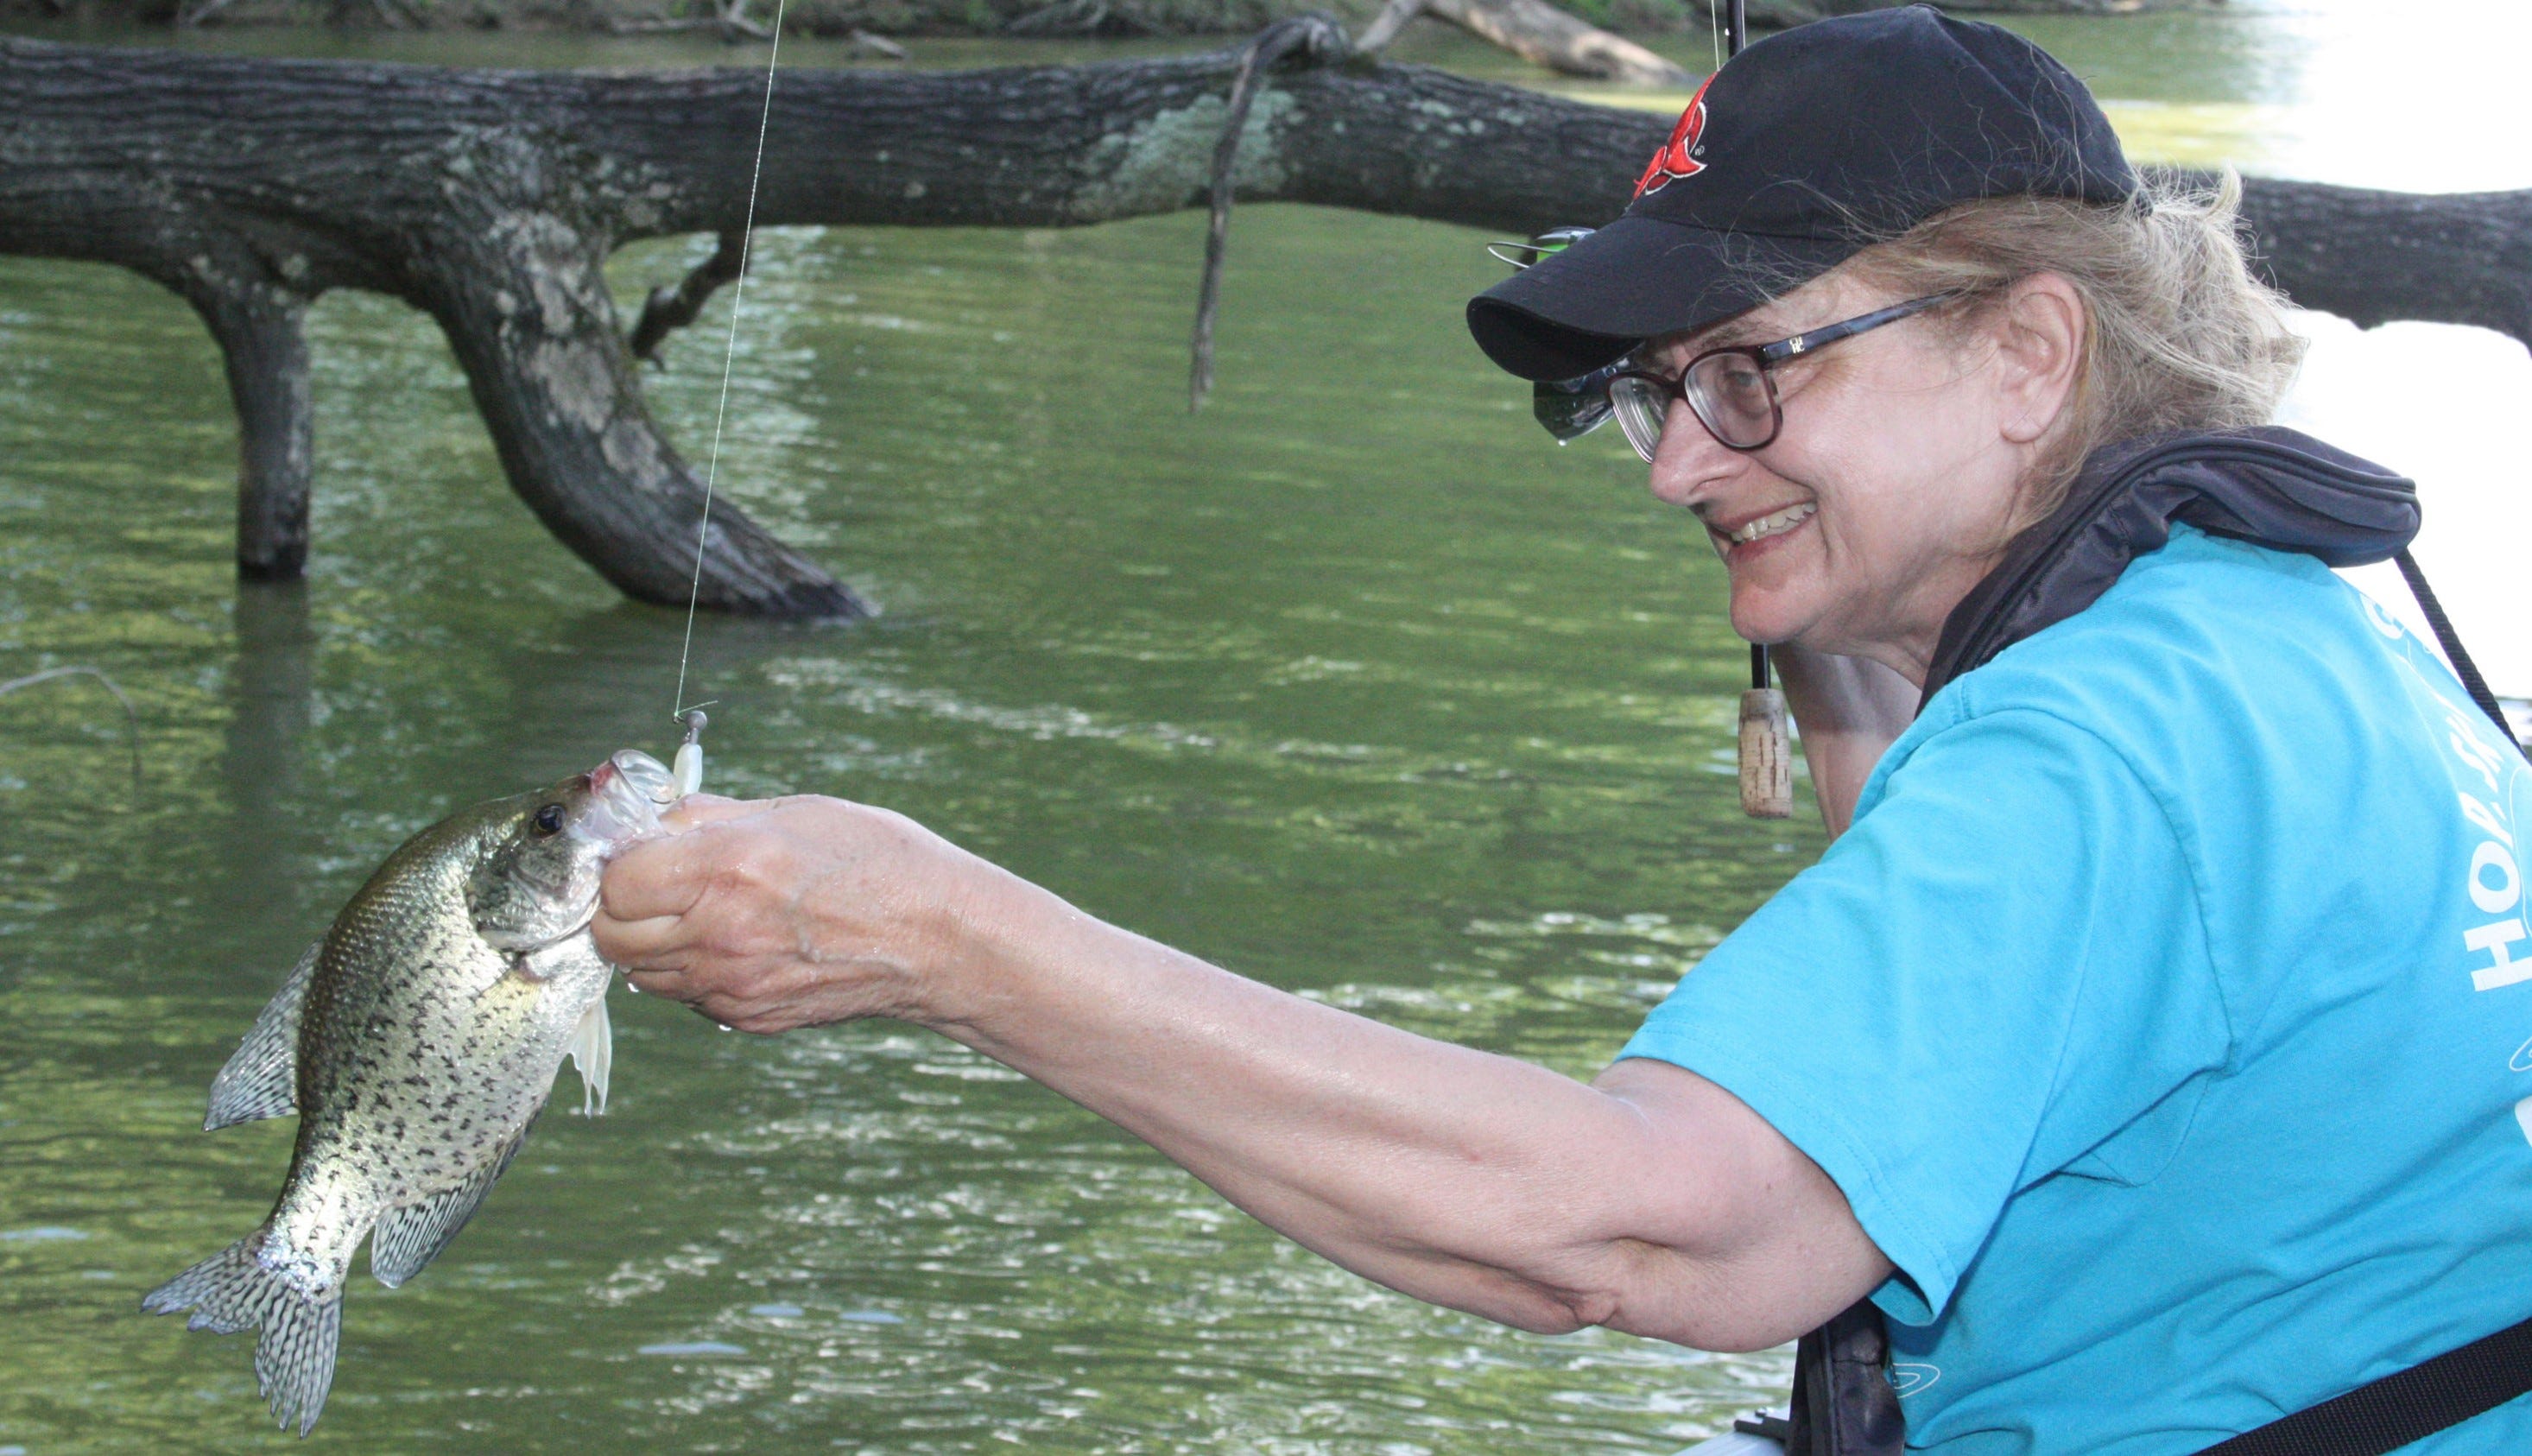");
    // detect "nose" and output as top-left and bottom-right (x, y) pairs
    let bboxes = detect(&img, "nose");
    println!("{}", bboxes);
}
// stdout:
(1643, 396), (1743, 510)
